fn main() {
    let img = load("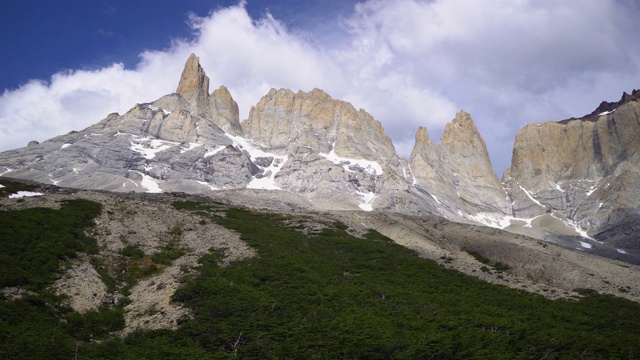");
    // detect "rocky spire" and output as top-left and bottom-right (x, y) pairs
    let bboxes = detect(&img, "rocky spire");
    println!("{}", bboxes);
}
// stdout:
(409, 111), (509, 215)
(440, 110), (490, 157)
(209, 85), (243, 135)
(414, 126), (430, 144)
(176, 53), (210, 108)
